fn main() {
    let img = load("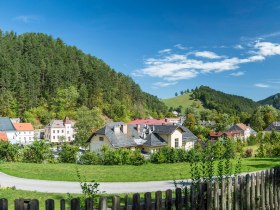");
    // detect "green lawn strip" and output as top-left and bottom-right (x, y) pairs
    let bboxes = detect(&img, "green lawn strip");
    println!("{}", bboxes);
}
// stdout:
(0, 158), (279, 182)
